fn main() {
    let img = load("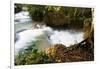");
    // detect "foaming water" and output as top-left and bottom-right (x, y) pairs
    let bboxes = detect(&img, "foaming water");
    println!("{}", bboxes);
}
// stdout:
(50, 29), (83, 47)
(15, 11), (32, 23)
(15, 26), (84, 55)
(15, 27), (53, 55)
(15, 11), (84, 55)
